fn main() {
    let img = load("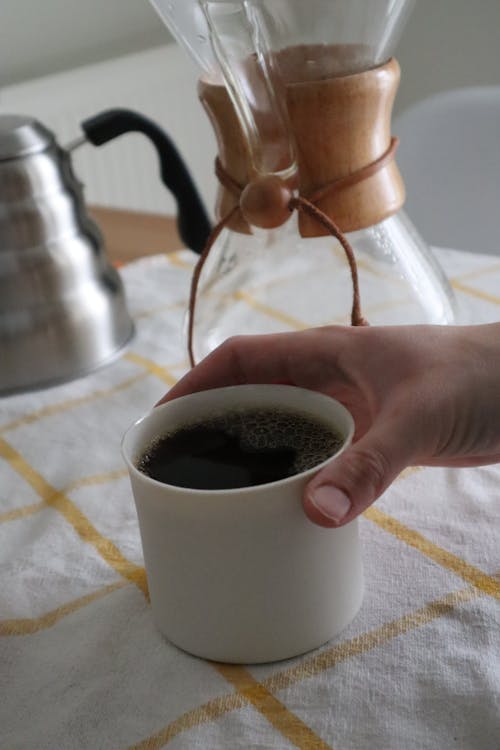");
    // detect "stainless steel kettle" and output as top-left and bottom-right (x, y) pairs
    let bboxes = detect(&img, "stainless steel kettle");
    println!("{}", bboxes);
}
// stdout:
(0, 110), (210, 395)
